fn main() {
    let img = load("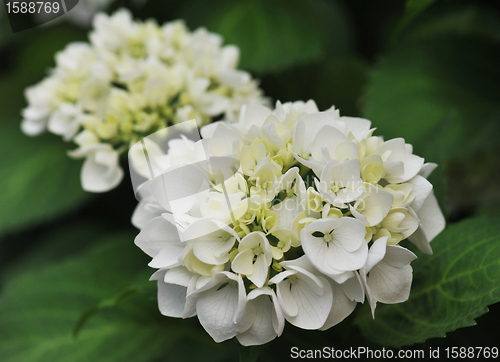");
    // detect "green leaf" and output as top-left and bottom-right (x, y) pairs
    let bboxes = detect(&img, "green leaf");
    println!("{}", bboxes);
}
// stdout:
(0, 119), (89, 236)
(364, 36), (500, 155)
(0, 24), (89, 236)
(362, 36), (500, 210)
(312, 56), (369, 116)
(405, 0), (437, 17)
(0, 228), (235, 362)
(402, 6), (500, 43)
(15, 24), (87, 80)
(260, 55), (368, 117)
(0, 233), (178, 361)
(392, 0), (437, 43)
(180, 0), (350, 73)
(72, 285), (151, 338)
(0, 233), (156, 361)
(239, 345), (263, 362)
(355, 216), (500, 347)
(0, 220), (106, 283)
